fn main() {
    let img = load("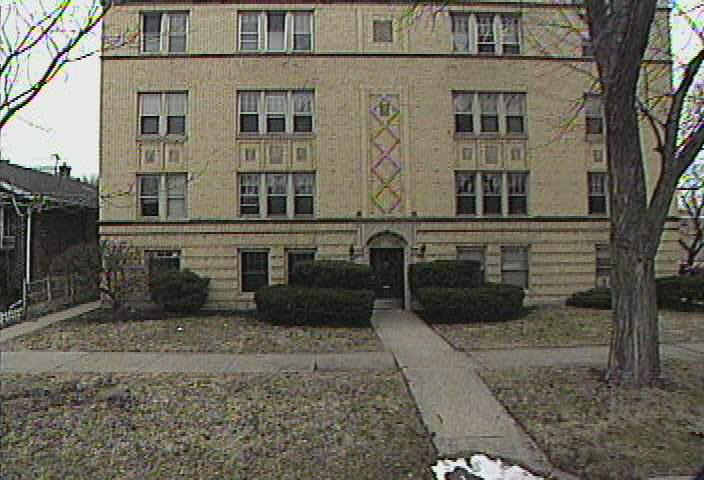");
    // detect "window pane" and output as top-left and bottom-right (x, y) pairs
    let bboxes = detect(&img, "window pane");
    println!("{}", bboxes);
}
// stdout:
(294, 174), (314, 194)
(479, 94), (498, 113)
(166, 93), (187, 115)
(169, 35), (186, 53)
(167, 116), (185, 135)
(141, 94), (161, 115)
(241, 115), (259, 133)
(508, 173), (526, 194)
(242, 252), (268, 292)
(141, 199), (159, 217)
(452, 15), (469, 51)
(455, 114), (473, 133)
(373, 20), (393, 42)
(457, 196), (476, 215)
(483, 197), (501, 215)
(240, 92), (259, 113)
(167, 198), (186, 218)
(589, 197), (607, 214)
(266, 93), (286, 113)
(140, 176), (159, 196)
(167, 175), (186, 195)
(267, 12), (285, 49)
(480, 116), (499, 133)
(508, 196), (527, 214)
(294, 34), (311, 51)
(502, 270), (528, 288)
(267, 117), (285, 132)
(294, 13), (311, 33)
(454, 93), (473, 113)
(477, 15), (495, 53)
(144, 35), (161, 52)
(141, 117), (159, 135)
(267, 174), (287, 194)
(169, 13), (187, 33)
(507, 116), (524, 134)
(483, 174), (502, 194)
(293, 92), (313, 113)
(267, 197), (287, 215)
(143, 13), (162, 34)
(294, 116), (312, 132)
(294, 197), (313, 215)
(456, 173), (475, 194)
(241, 13), (259, 33)
(504, 94), (525, 115)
